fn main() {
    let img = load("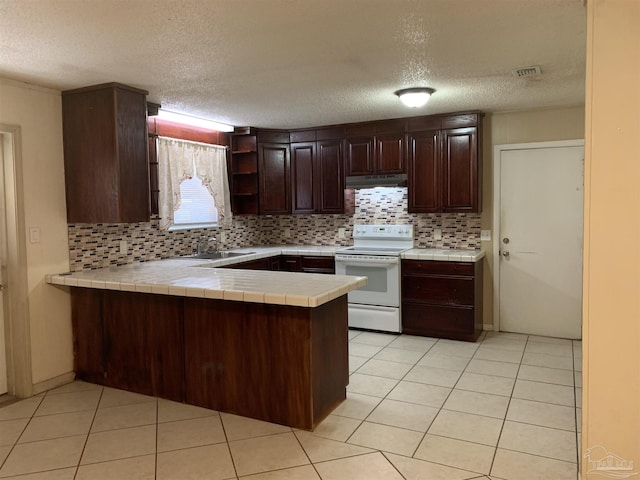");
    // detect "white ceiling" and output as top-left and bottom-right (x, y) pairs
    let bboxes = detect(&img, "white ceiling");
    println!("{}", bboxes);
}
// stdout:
(0, 0), (586, 129)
